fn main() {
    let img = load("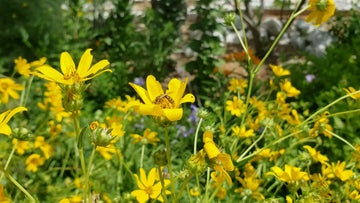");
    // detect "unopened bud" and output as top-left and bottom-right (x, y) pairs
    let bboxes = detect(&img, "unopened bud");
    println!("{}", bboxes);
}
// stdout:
(89, 122), (114, 147)
(12, 127), (32, 140)
(224, 13), (236, 26)
(153, 149), (168, 166)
